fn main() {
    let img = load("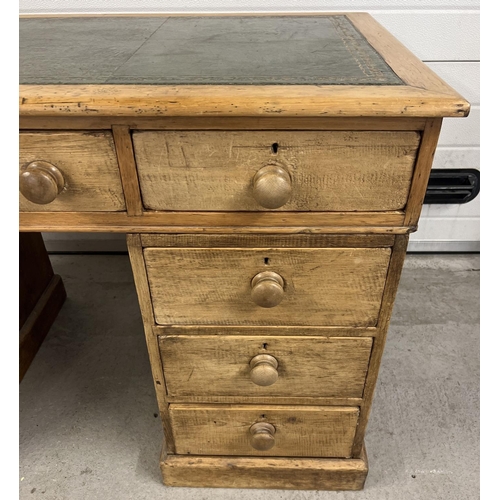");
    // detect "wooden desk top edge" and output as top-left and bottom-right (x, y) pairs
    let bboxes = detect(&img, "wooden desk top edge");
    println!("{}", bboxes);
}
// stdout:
(19, 13), (469, 119)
